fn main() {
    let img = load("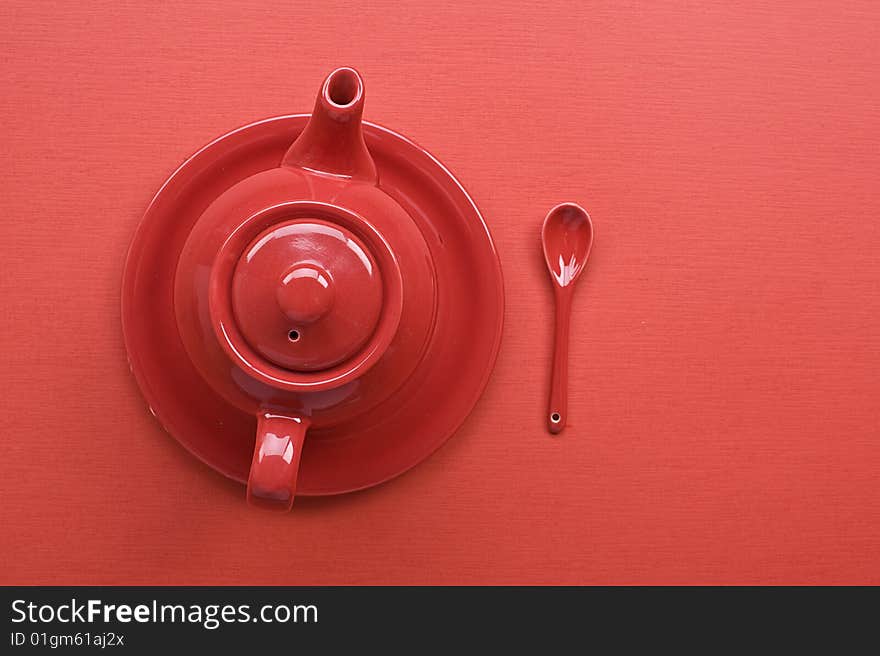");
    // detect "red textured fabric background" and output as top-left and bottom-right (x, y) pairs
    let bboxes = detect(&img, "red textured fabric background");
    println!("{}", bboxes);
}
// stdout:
(1, 1), (878, 584)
